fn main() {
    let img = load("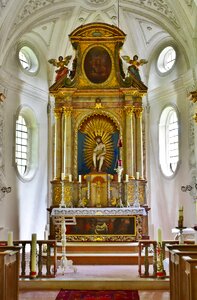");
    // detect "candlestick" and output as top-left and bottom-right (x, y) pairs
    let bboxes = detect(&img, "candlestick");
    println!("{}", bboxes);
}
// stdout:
(136, 172), (139, 180)
(69, 174), (72, 182)
(61, 173), (65, 180)
(30, 233), (37, 278)
(125, 174), (129, 182)
(7, 231), (13, 246)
